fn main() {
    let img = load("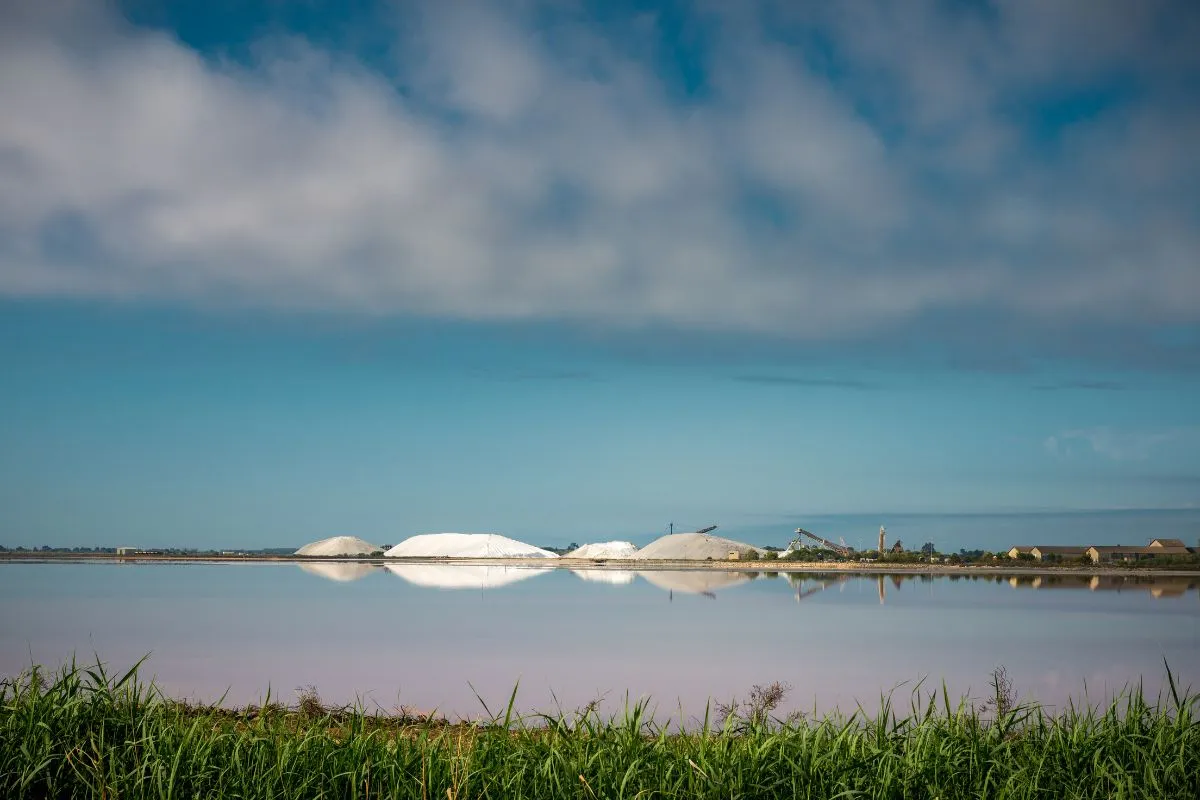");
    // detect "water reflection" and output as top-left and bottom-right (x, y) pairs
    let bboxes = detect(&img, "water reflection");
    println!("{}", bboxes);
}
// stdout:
(297, 562), (383, 583)
(570, 569), (637, 585)
(783, 573), (852, 603)
(637, 569), (752, 598)
(384, 563), (553, 590)
(293, 562), (1200, 602)
(1004, 574), (1198, 597)
(770, 570), (1199, 604)
(7, 562), (1198, 719)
